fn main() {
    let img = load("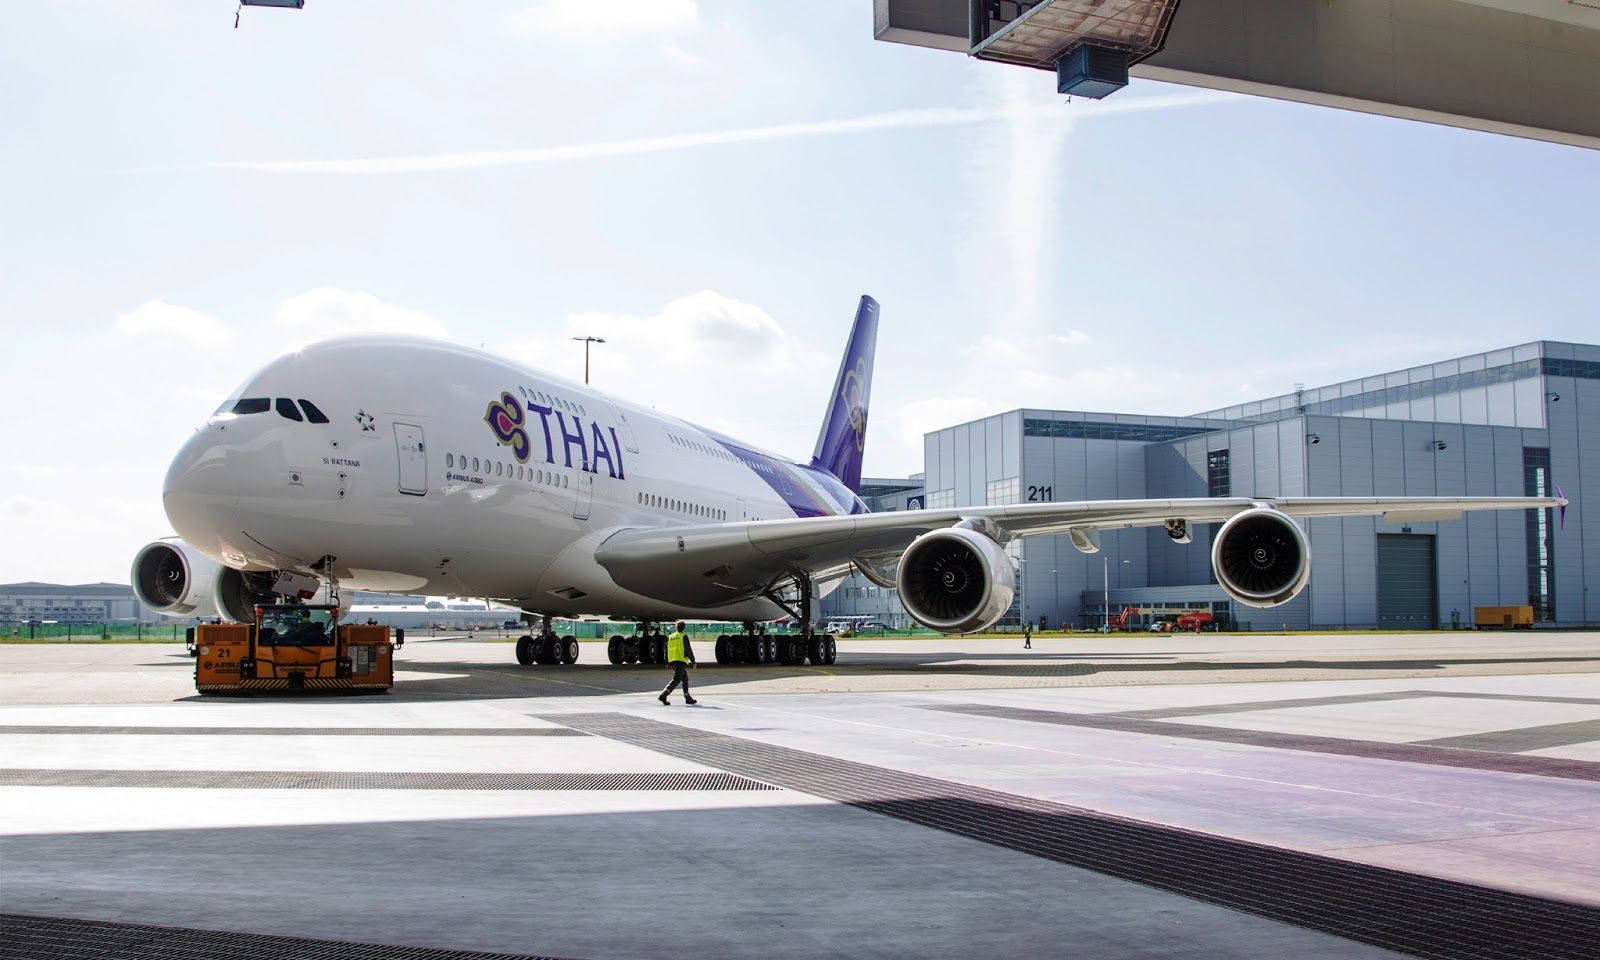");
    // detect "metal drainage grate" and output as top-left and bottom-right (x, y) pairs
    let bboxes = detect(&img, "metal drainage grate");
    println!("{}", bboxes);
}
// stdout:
(543, 712), (1600, 960)
(0, 913), (576, 960)
(0, 770), (775, 791)
(0, 726), (588, 737)
(927, 703), (1600, 782)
